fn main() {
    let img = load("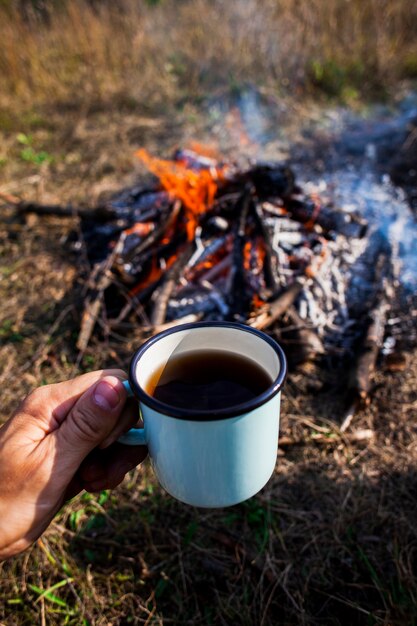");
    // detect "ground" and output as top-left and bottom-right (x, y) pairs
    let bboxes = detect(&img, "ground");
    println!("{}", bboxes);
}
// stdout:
(0, 101), (417, 626)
